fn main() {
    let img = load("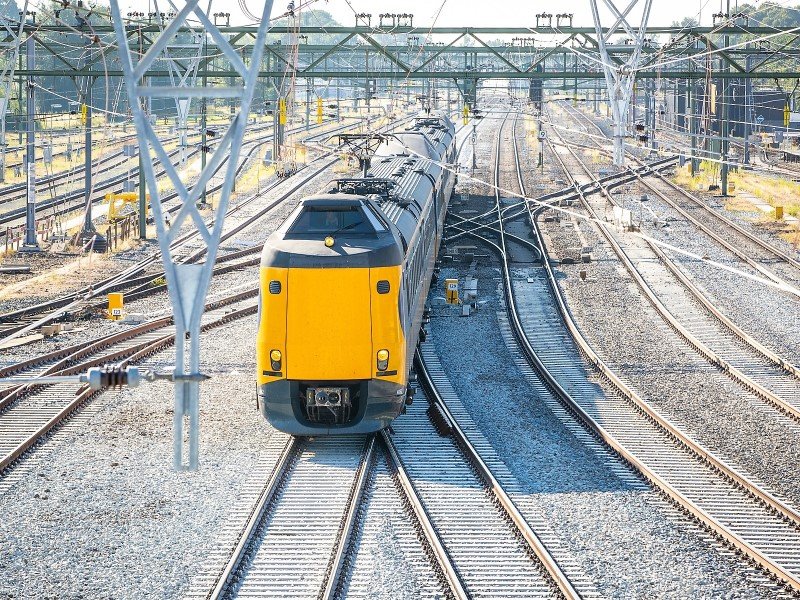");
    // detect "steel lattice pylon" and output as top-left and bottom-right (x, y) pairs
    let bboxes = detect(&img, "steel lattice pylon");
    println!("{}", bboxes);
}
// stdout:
(0, 1), (28, 184)
(109, 0), (275, 470)
(154, 2), (205, 166)
(590, 0), (653, 166)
